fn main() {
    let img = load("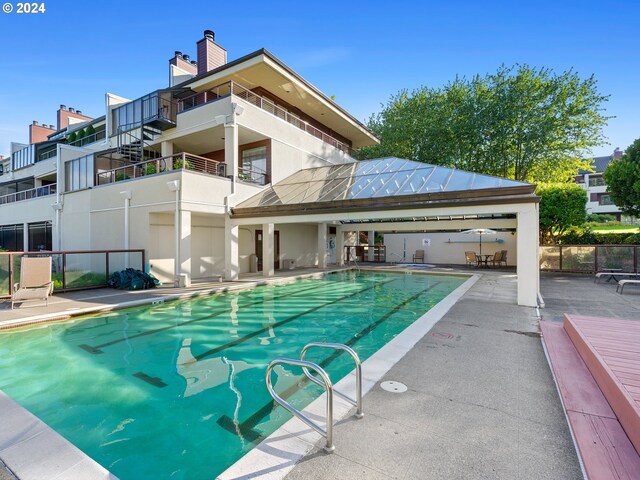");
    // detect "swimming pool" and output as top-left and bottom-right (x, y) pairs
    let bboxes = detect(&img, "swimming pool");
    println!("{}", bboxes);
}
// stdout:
(0, 271), (467, 479)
